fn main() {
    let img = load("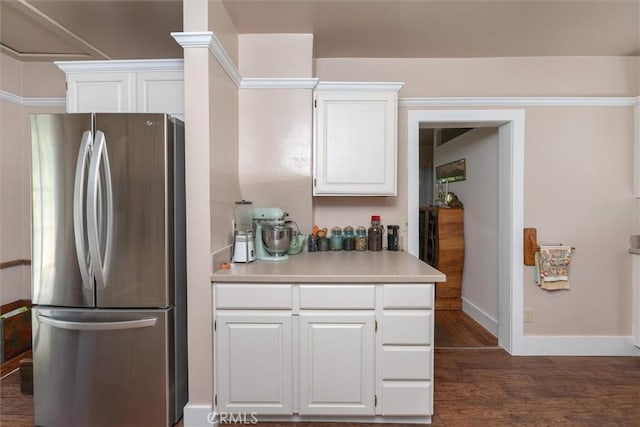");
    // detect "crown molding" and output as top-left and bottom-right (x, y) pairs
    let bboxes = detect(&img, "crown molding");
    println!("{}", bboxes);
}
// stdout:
(172, 31), (242, 87)
(0, 90), (65, 107)
(207, 32), (242, 87)
(22, 96), (66, 107)
(399, 96), (639, 108)
(316, 81), (404, 92)
(240, 78), (319, 89)
(171, 31), (213, 49)
(55, 59), (183, 73)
